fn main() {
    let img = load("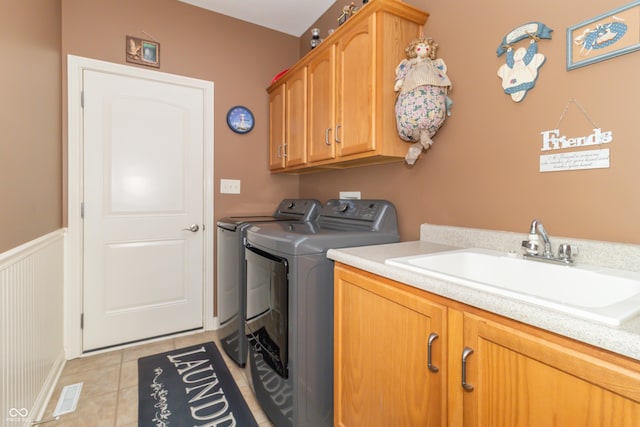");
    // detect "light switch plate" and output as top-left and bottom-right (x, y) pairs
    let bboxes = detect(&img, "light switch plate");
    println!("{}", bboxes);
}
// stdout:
(220, 179), (241, 194)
